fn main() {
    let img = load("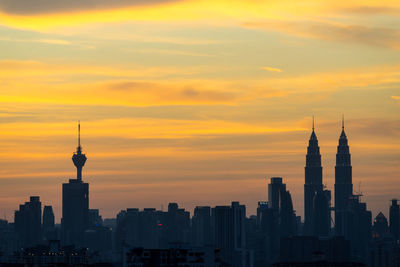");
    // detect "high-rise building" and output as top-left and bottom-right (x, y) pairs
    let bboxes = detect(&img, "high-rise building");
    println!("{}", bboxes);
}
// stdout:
(345, 195), (371, 262)
(334, 117), (353, 236)
(313, 190), (331, 237)
(164, 203), (191, 245)
(62, 123), (89, 247)
(266, 177), (296, 238)
(43, 205), (55, 230)
(192, 206), (213, 247)
(14, 196), (42, 248)
(372, 212), (389, 240)
(304, 118), (324, 235)
(268, 177), (286, 210)
(280, 190), (296, 238)
(43, 205), (56, 241)
(389, 199), (399, 240)
(212, 202), (249, 266)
